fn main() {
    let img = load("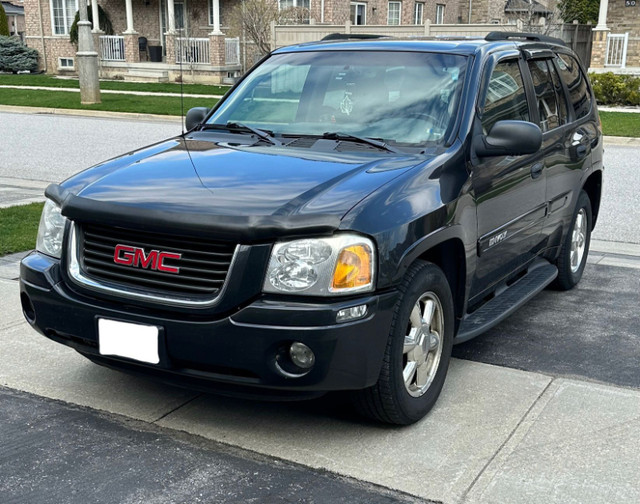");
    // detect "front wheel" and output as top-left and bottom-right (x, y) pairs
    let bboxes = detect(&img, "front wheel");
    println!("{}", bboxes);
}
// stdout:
(553, 190), (592, 290)
(354, 260), (454, 425)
